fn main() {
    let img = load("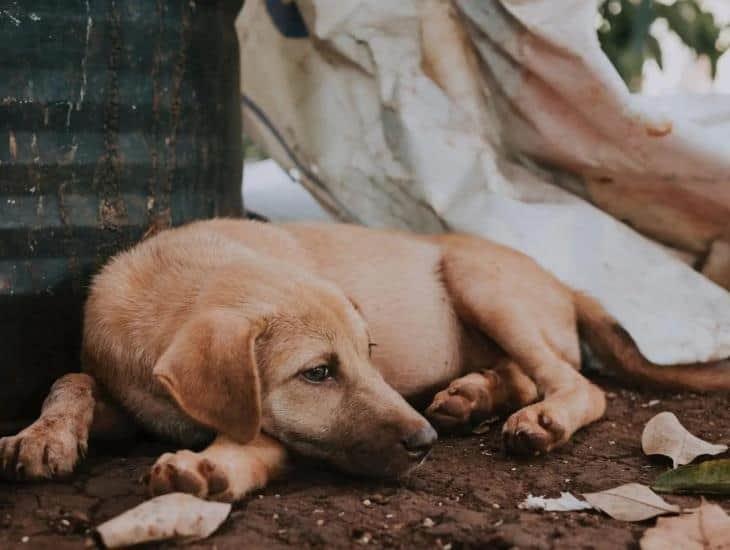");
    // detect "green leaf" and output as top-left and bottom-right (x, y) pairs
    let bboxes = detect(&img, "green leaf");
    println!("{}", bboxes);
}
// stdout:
(645, 34), (663, 69)
(653, 459), (730, 495)
(598, 0), (729, 88)
(653, 0), (726, 77)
